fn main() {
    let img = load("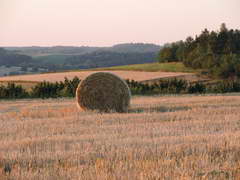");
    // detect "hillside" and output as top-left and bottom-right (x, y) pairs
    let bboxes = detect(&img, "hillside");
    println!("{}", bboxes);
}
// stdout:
(110, 43), (160, 53)
(99, 62), (195, 72)
(1, 43), (161, 76)
(5, 43), (161, 57)
(0, 48), (32, 67)
(5, 46), (100, 57)
(64, 51), (157, 69)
